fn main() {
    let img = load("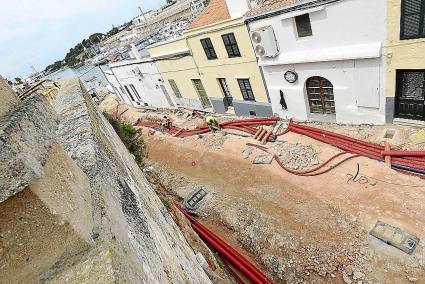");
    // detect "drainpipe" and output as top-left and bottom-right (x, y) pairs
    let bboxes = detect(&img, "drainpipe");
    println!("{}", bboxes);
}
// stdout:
(184, 35), (206, 109)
